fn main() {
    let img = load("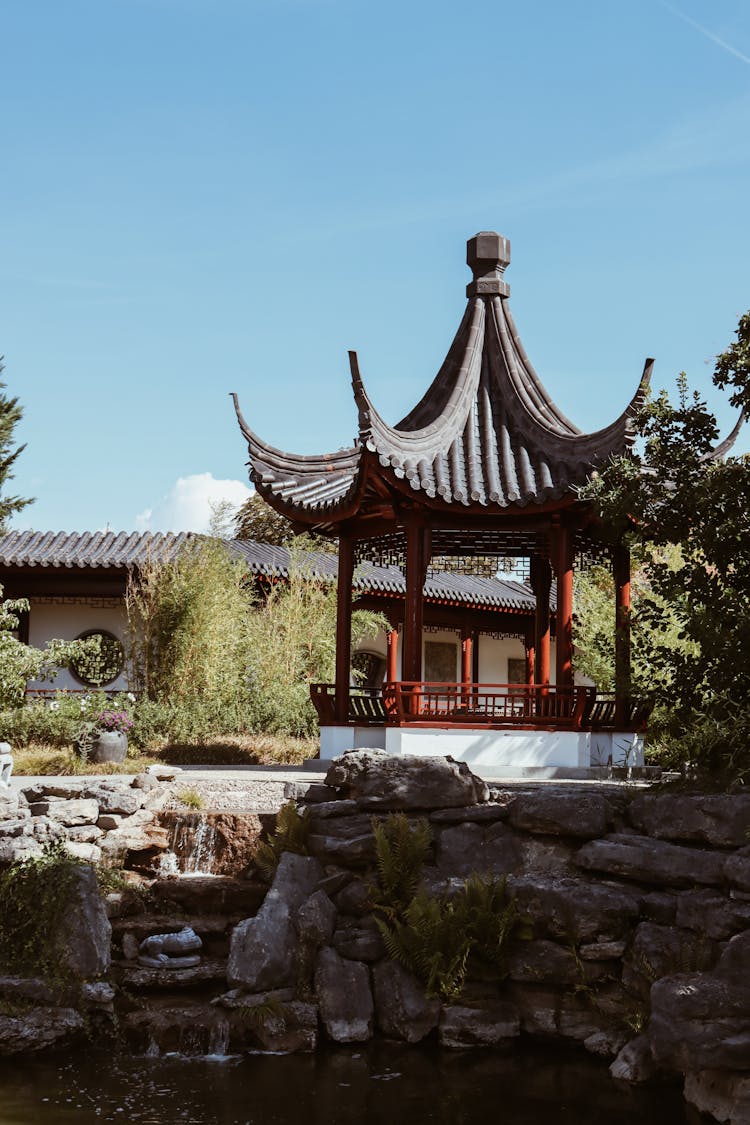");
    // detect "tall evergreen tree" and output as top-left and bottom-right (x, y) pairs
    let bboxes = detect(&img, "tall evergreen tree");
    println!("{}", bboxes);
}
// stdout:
(0, 361), (33, 530)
